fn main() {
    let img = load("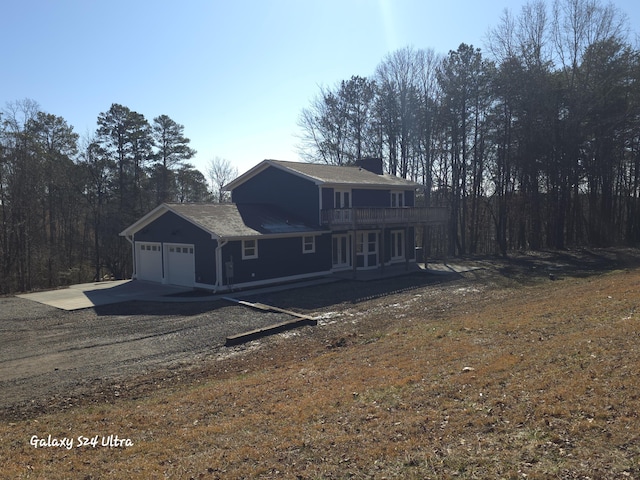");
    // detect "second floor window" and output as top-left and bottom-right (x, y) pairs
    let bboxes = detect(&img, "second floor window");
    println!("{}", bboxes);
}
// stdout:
(391, 191), (405, 208)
